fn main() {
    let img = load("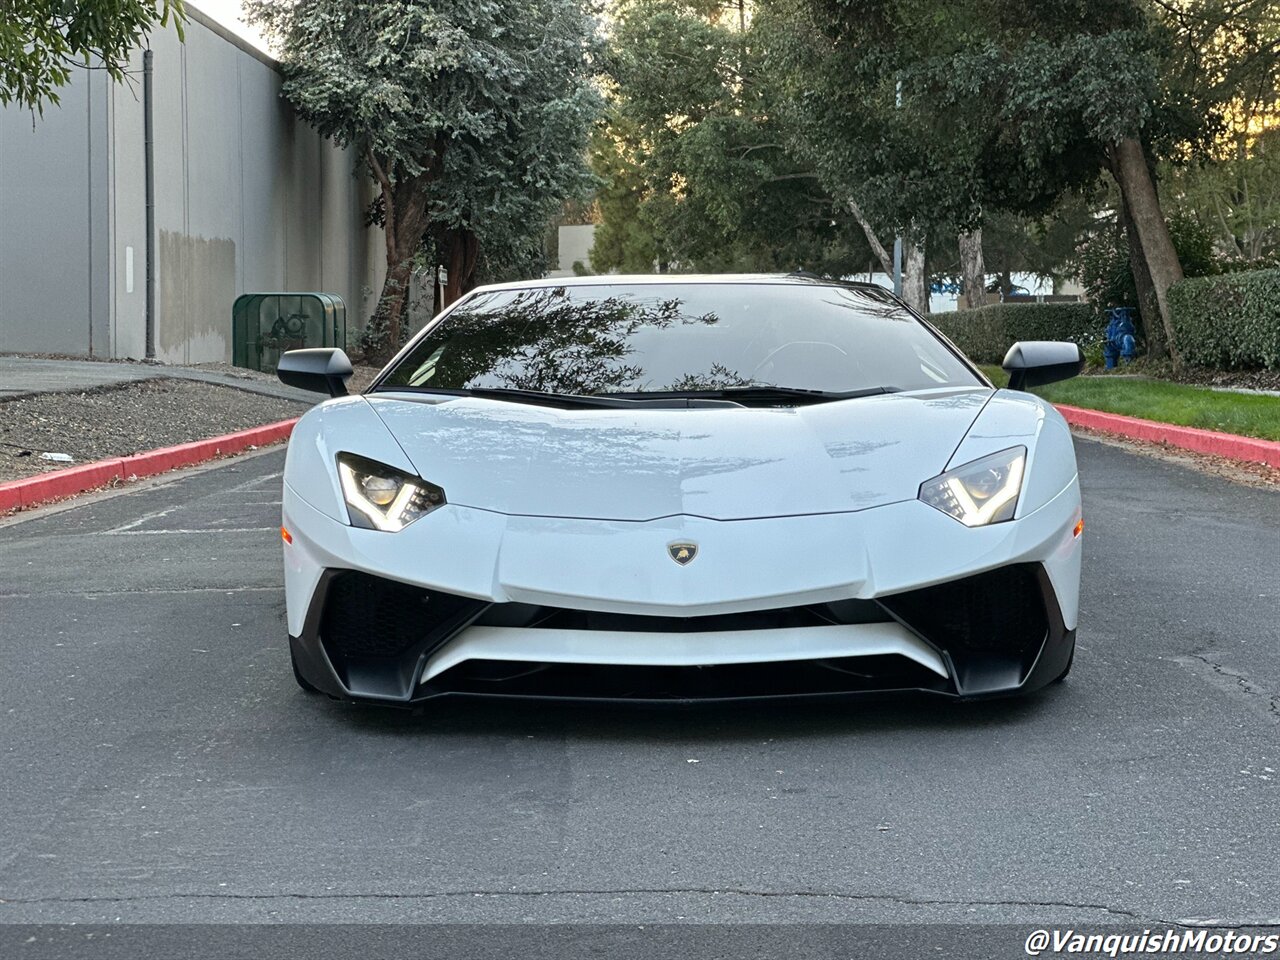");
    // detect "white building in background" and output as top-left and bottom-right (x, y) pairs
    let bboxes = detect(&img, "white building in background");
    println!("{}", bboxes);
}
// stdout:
(548, 224), (598, 279)
(0, 4), (384, 363)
